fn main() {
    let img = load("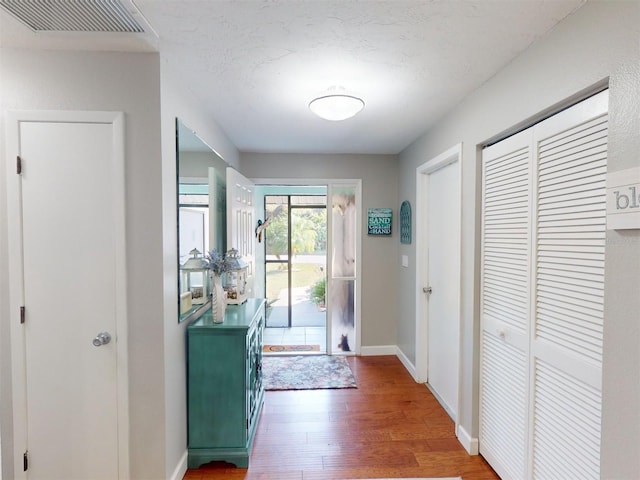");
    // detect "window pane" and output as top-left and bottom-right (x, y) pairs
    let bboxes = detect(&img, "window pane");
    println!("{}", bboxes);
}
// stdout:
(330, 184), (356, 354)
(331, 279), (355, 353)
(265, 196), (289, 259)
(291, 206), (327, 329)
(265, 262), (289, 327)
(331, 187), (356, 277)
